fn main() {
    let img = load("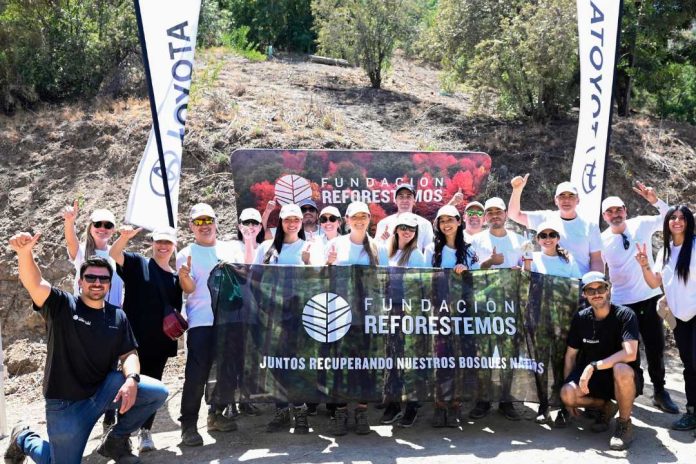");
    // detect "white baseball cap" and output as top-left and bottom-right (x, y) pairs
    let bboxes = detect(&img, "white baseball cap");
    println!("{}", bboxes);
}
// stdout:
(484, 197), (507, 211)
(239, 208), (262, 222)
(464, 201), (484, 211)
(190, 203), (216, 219)
(345, 201), (370, 217)
(395, 213), (419, 228)
(436, 204), (461, 219)
(581, 271), (610, 289)
(151, 226), (177, 244)
(555, 182), (578, 197)
(90, 209), (116, 224)
(320, 206), (341, 218)
(601, 196), (625, 212)
(279, 204), (303, 219)
(535, 220), (561, 235)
